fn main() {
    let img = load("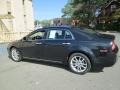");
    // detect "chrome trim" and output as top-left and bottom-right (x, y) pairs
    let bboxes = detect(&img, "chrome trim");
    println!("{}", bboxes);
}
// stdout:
(62, 43), (71, 45)
(36, 42), (42, 45)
